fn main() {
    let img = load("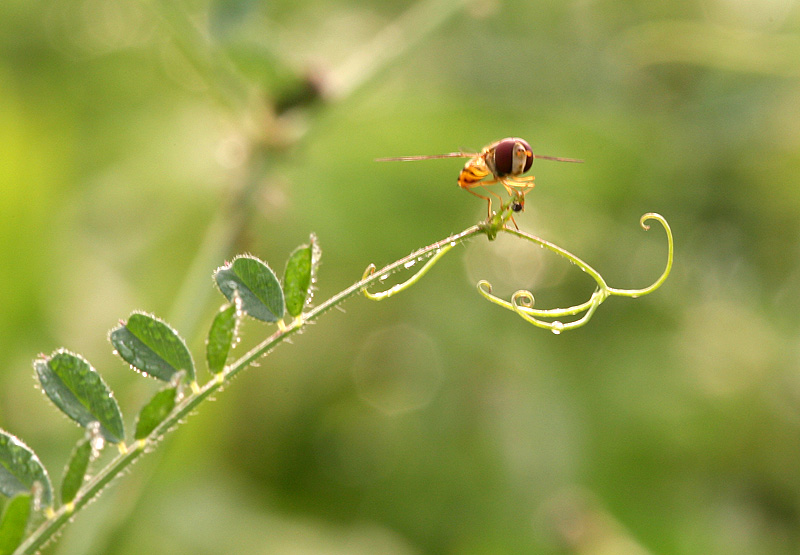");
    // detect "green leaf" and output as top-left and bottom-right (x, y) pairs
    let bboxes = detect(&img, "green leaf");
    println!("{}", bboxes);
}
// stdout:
(110, 312), (195, 383)
(60, 438), (92, 506)
(134, 387), (177, 441)
(0, 430), (52, 509)
(0, 493), (31, 555)
(34, 350), (125, 444)
(206, 303), (239, 375)
(214, 255), (285, 322)
(283, 234), (320, 317)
